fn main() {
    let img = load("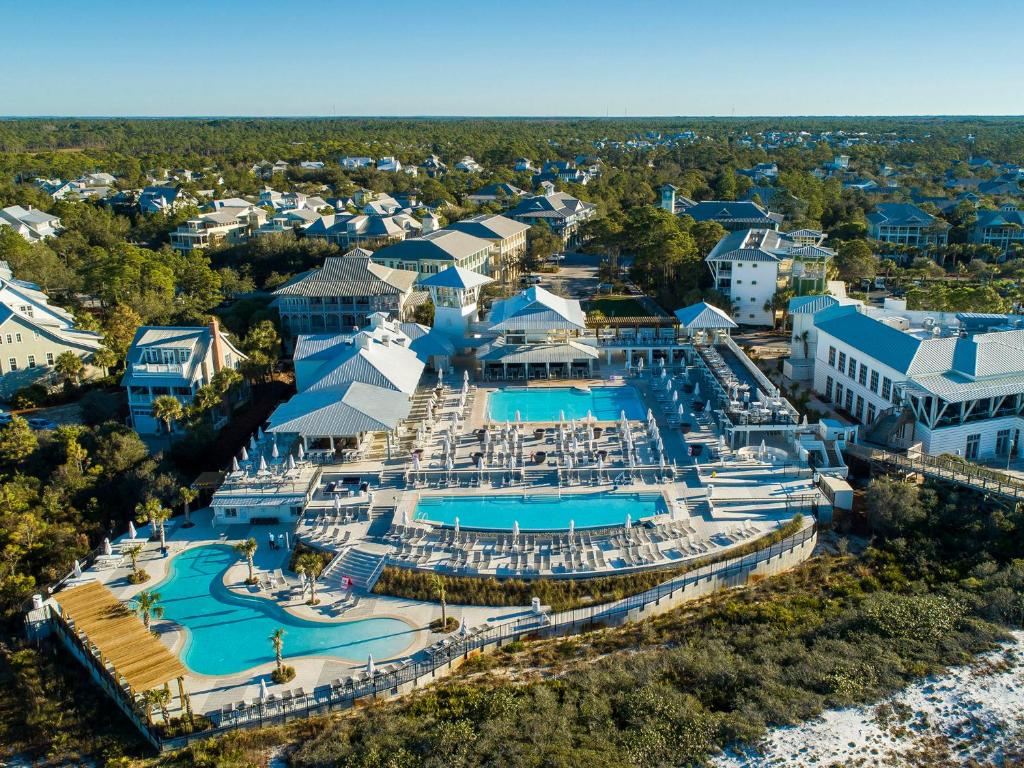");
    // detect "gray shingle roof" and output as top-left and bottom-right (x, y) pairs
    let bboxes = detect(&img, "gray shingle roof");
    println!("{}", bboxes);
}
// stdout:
(272, 253), (417, 298)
